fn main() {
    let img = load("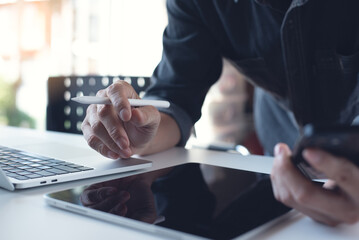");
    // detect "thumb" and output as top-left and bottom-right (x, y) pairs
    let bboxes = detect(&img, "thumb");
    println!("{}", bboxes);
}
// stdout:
(274, 143), (291, 158)
(130, 106), (160, 128)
